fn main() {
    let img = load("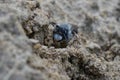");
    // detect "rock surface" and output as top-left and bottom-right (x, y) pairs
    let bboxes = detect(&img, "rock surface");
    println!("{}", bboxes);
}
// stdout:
(0, 0), (120, 80)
